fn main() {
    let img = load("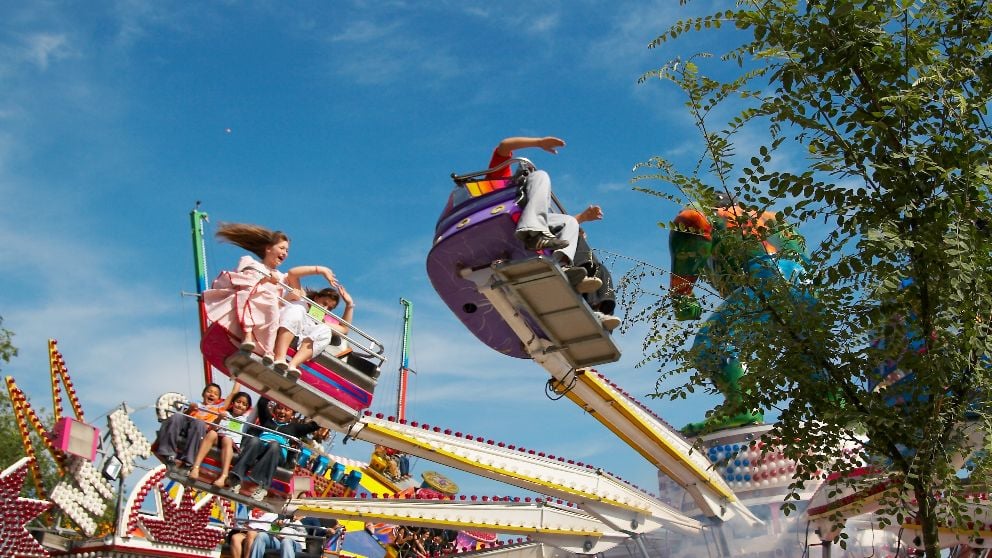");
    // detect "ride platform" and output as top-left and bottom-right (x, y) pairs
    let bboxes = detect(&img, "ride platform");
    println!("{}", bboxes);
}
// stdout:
(461, 256), (621, 369)
(163, 463), (298, 514)
(224, 349), (363, 431)
(200, 324), (373, 431)
(292, 497), (631, 555)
